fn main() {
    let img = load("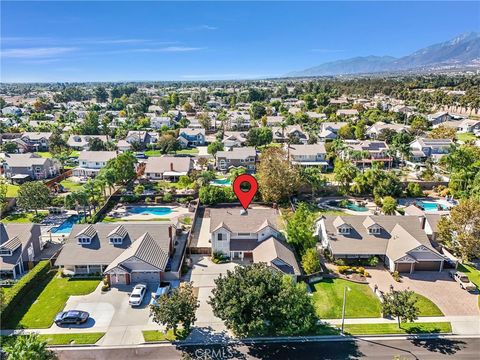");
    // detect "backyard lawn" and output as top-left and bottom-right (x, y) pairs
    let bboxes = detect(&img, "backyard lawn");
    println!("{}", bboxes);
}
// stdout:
(60, 179), (84, 192)
(343, 322), (452, 335)
(1, 211), (48, 223)
(6, 184), (19, 197)
(142, 329), (189, 342)
(311, 278), (382, 319)
(414, 293), (444, 316)
(2, 272), (100, 329)
(145, 149), (198, 157)
(456, 132), (477, 142)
